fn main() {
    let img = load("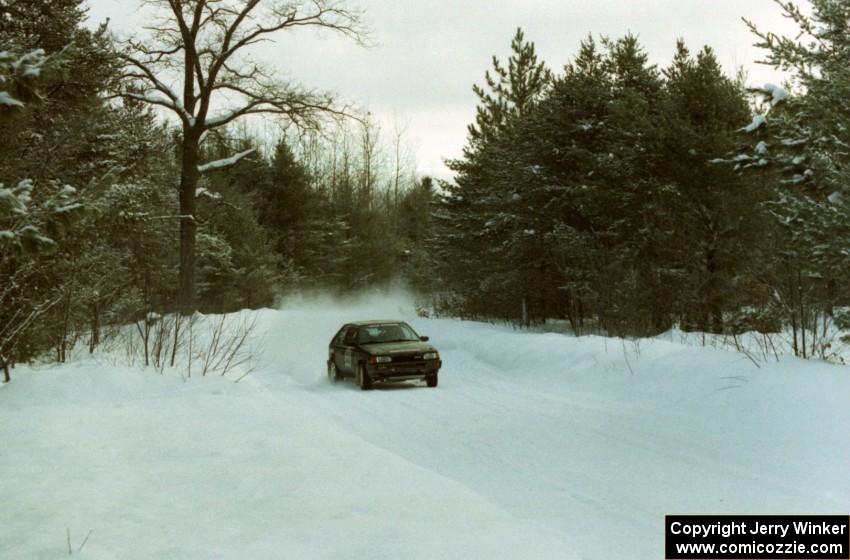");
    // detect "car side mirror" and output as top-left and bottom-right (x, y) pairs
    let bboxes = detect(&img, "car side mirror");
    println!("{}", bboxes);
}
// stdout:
(419, 336), (429, 342)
